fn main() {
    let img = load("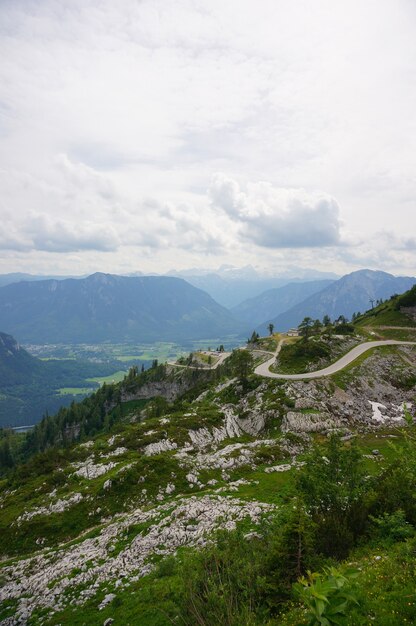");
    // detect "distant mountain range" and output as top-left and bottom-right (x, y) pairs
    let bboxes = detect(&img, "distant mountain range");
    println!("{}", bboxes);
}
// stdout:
(168, 266), (339, 308)
(0, 273), (243, 344)
(256, 270), (416, 333)
(232, 279), (334, 326)
(1, 269), (414, 348)
(0, 266), (340, 309)
(0, 273), (82, 288)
